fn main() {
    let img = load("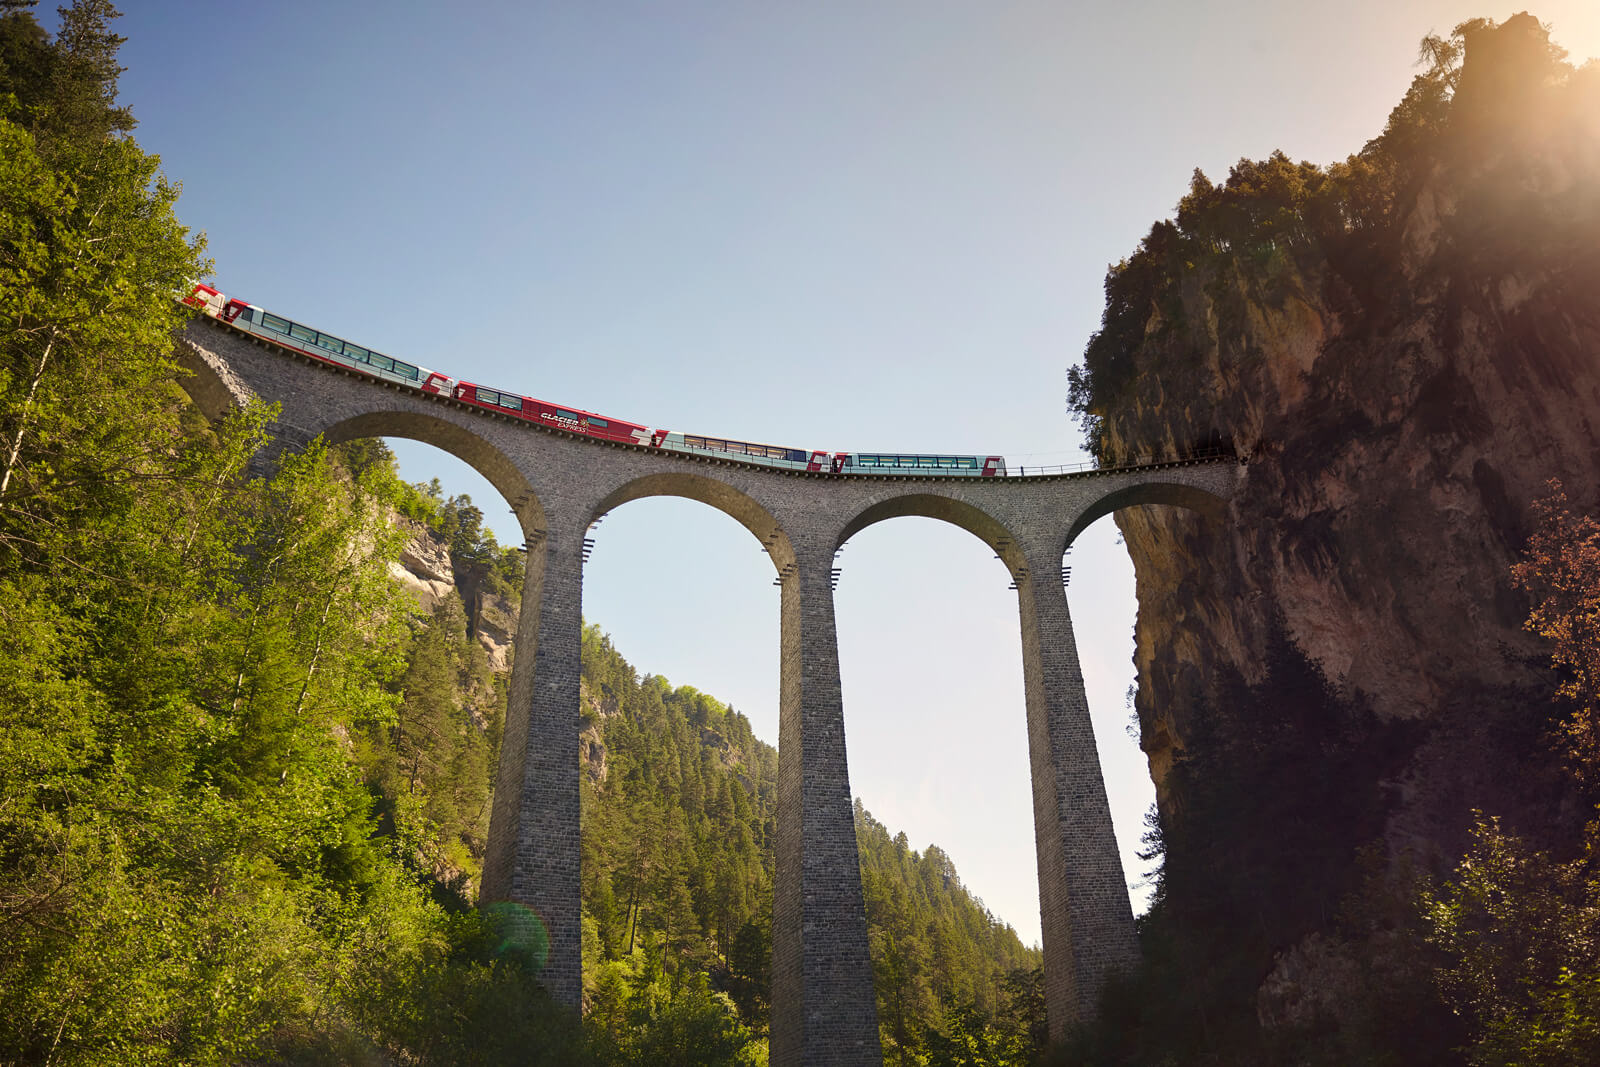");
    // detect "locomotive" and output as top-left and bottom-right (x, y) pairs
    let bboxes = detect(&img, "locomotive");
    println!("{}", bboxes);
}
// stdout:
(183, 283), (1006, 477)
